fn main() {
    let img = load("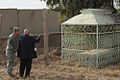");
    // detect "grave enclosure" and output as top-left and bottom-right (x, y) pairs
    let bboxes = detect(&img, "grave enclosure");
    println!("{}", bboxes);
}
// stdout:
(61, 9), (120, 68)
